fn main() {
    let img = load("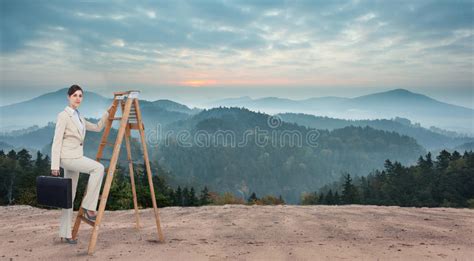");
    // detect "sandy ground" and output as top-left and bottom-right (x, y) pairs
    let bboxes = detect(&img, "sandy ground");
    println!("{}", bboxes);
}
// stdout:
(0, 204), (473, 260)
